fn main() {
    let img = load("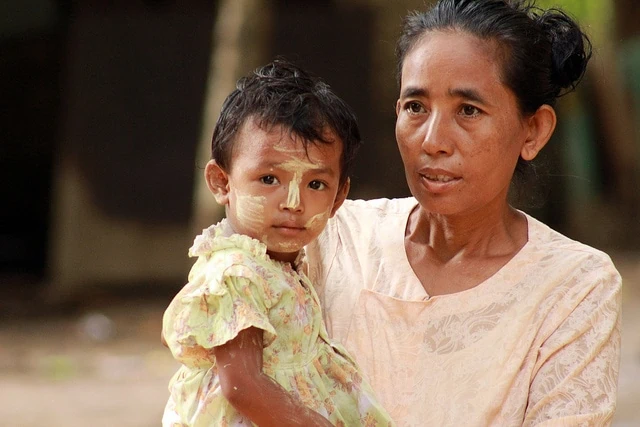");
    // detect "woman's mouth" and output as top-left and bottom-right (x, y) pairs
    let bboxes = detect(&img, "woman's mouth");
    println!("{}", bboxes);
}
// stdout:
(419, 171), (461, 193)
(423, 174), (456, 183)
